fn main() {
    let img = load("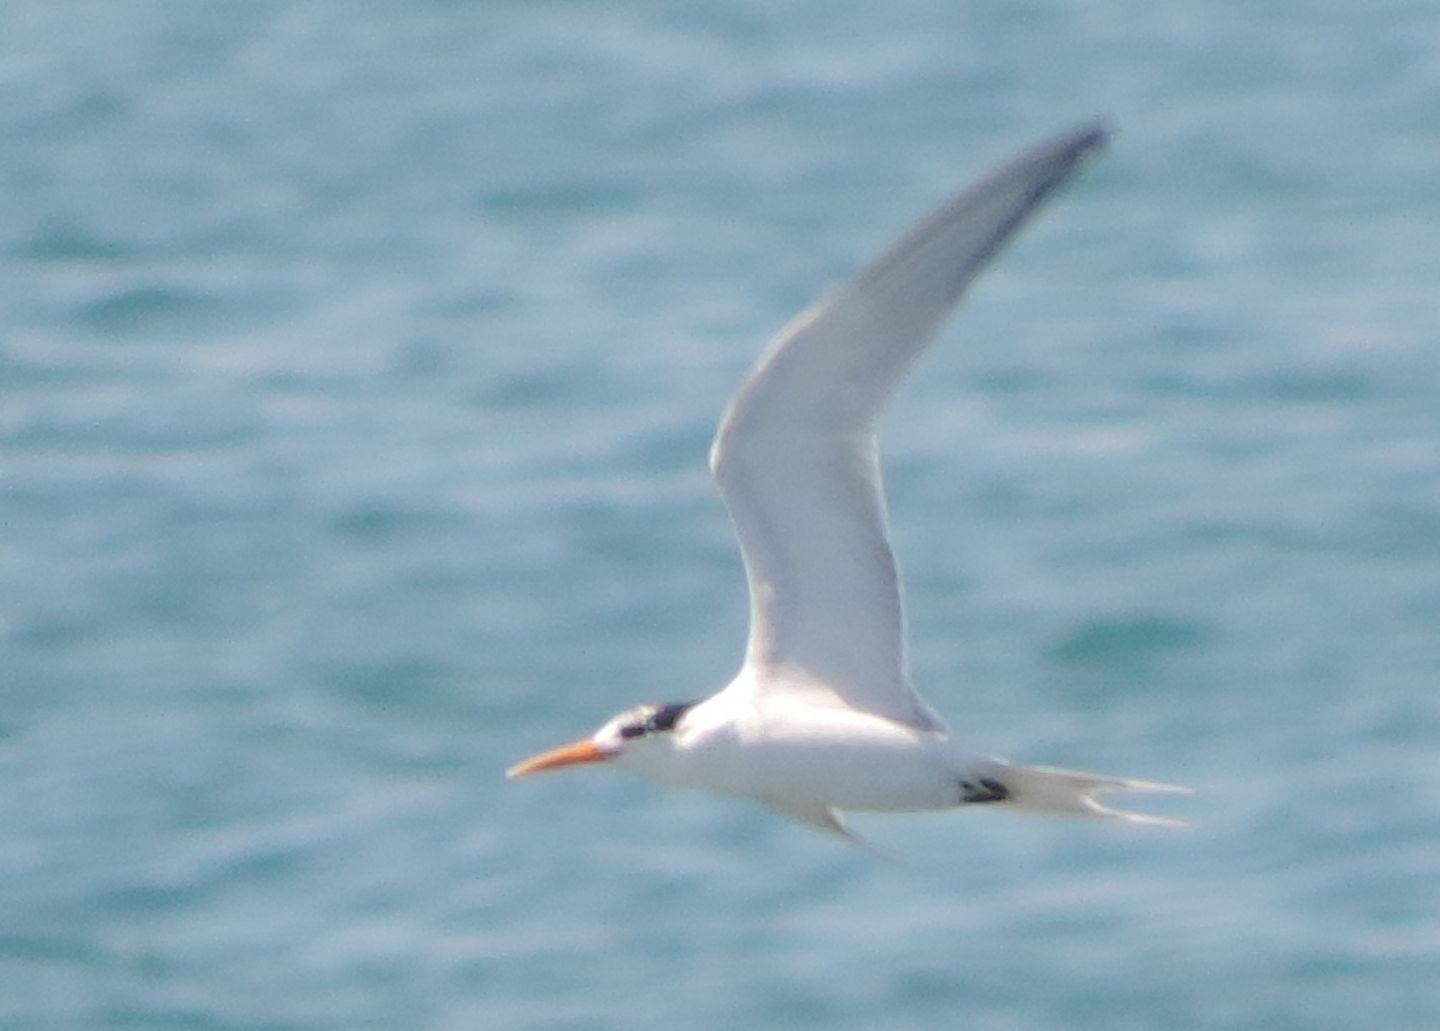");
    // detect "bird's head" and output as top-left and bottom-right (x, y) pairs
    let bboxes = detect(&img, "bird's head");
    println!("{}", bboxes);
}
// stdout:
(506, 701), (696, 779)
